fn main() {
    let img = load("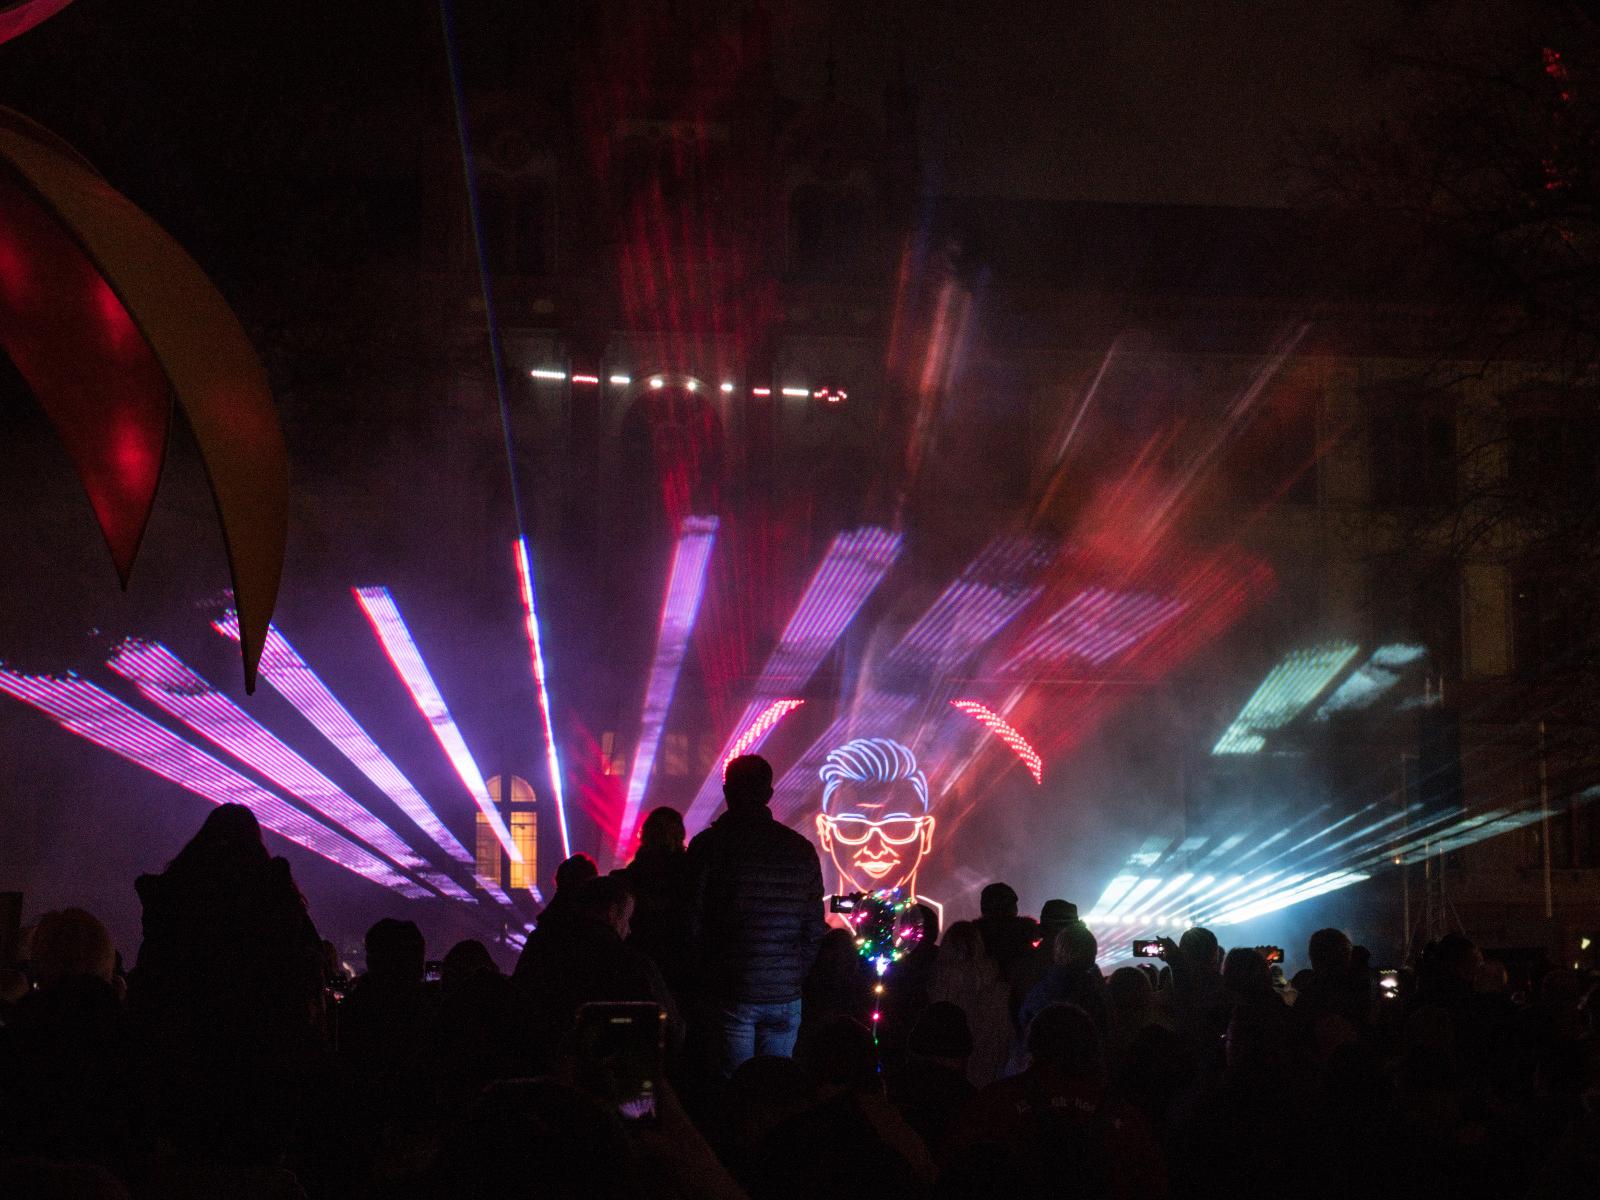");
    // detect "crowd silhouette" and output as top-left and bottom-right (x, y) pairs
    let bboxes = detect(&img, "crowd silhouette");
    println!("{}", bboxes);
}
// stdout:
(1, 758), (1596, 1199)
